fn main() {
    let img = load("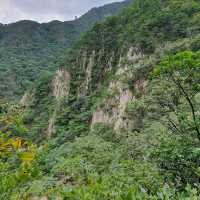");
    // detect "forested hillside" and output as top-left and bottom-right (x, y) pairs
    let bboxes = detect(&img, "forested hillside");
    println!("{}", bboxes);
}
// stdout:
(0, 0), (200, 199)
(0, 0), (131, 100)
